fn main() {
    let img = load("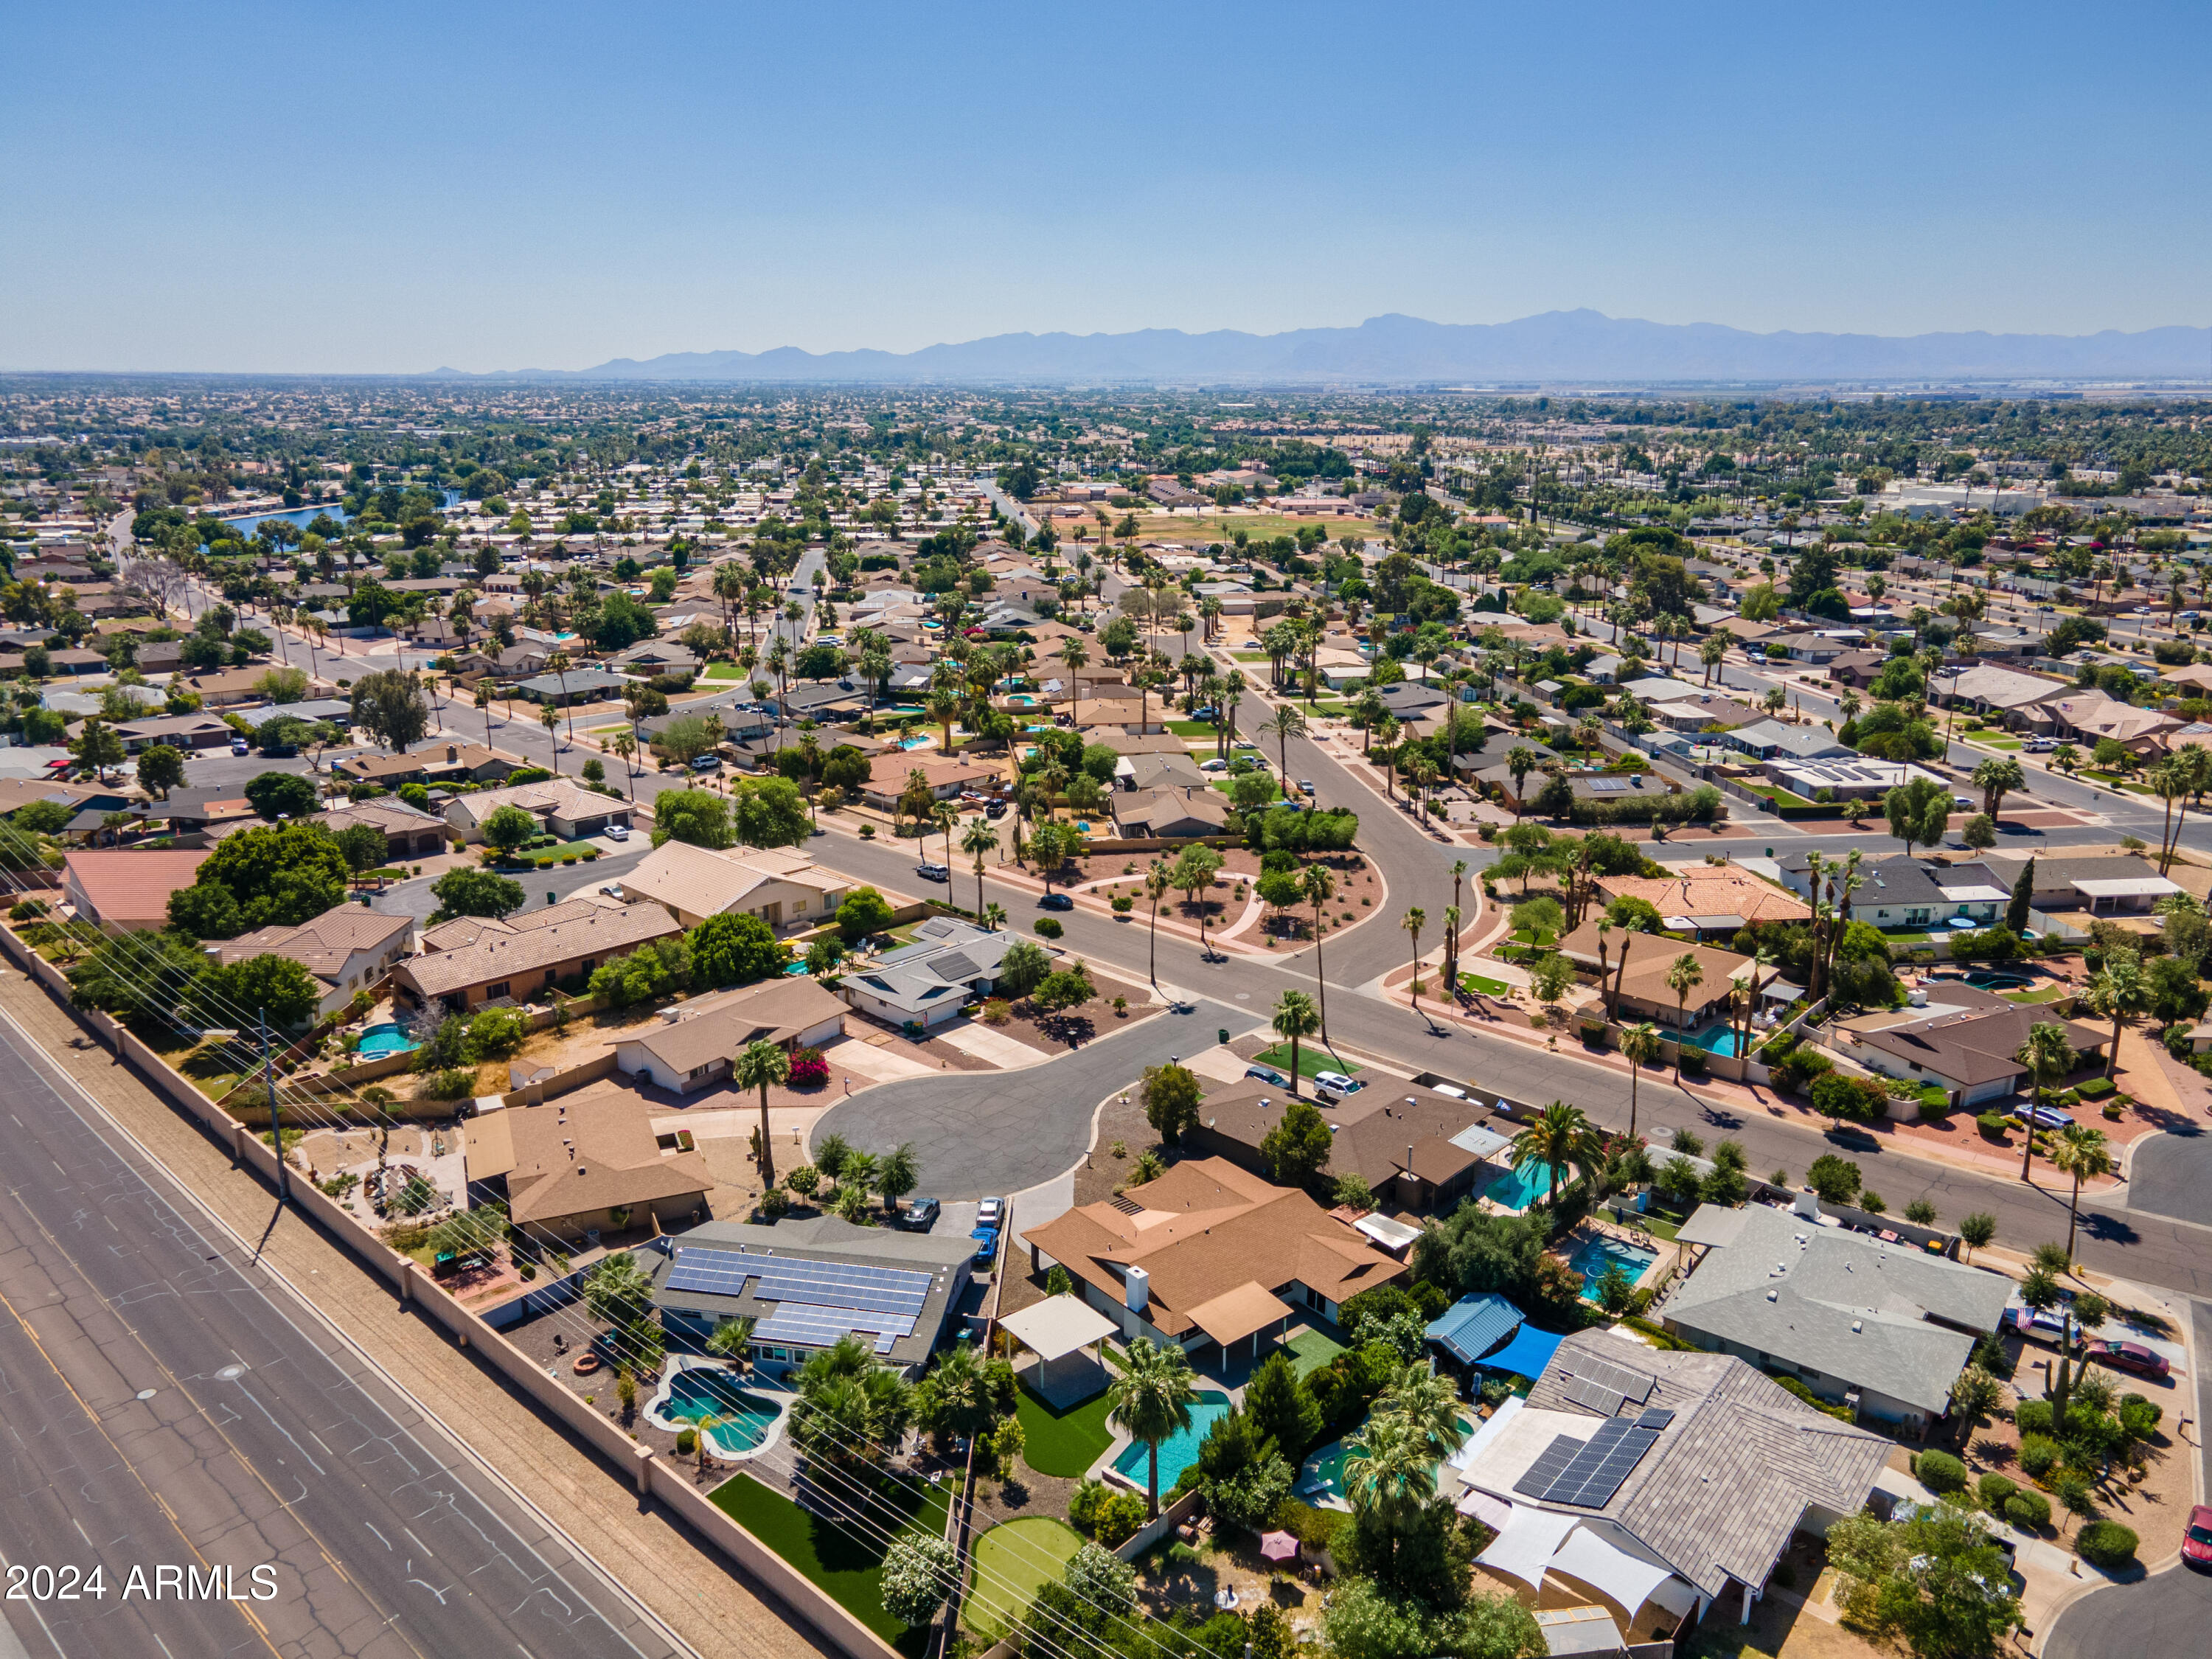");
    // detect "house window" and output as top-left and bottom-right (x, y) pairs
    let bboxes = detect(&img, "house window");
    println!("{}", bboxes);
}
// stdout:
(687, 1063), (714, 1080)
(485, 981), (510, 1000)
